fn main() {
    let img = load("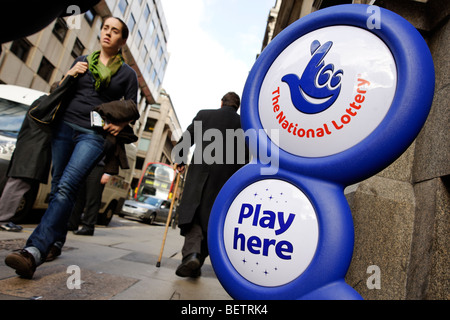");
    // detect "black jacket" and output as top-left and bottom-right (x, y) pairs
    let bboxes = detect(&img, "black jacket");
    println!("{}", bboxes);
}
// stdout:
(94, 99), (140, 175)
(175, 105), (249, 235)
(7, 96), (52, 183)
